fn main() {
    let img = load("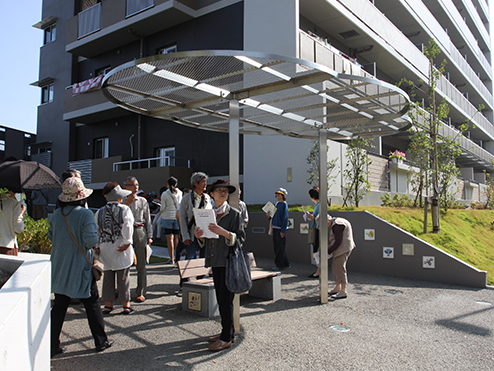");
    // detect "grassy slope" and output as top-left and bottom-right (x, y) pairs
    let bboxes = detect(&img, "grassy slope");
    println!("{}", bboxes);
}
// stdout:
(250, 204), (494, 284)
(360, 206), (494, 285)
